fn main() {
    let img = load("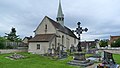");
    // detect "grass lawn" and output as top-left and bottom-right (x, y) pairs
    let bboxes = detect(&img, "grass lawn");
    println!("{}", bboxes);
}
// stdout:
(0, 52), (79, 68)
(113, 54), (120, 64)
(0, 53), (120, 68)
